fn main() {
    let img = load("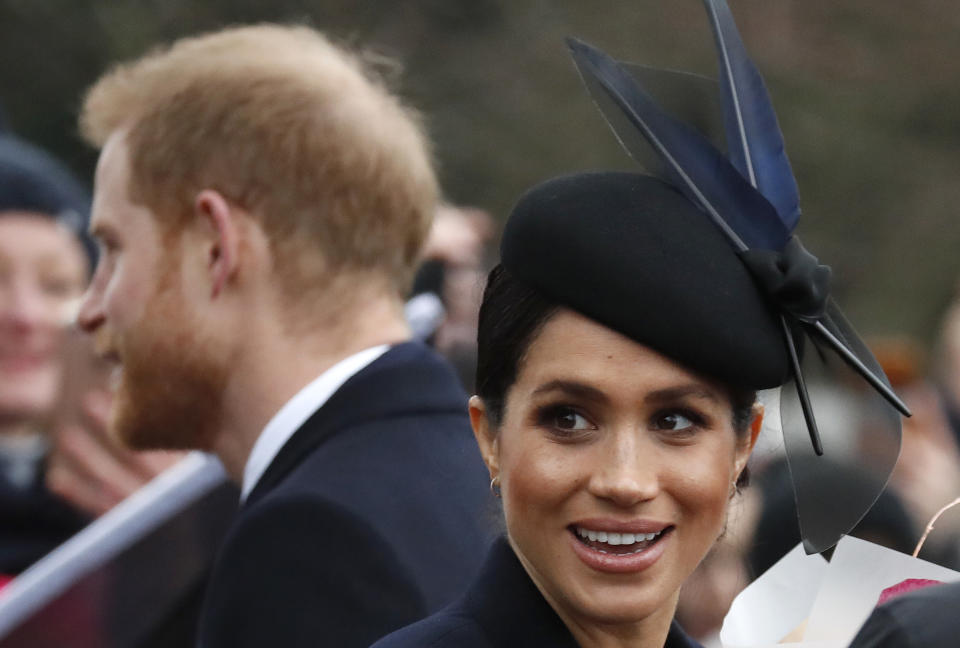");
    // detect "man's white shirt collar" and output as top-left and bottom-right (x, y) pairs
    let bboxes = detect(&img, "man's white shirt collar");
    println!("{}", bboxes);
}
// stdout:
(240, 344), (390, 502)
